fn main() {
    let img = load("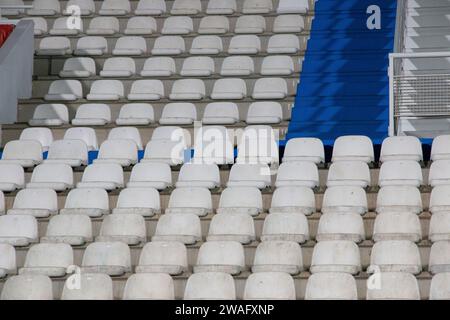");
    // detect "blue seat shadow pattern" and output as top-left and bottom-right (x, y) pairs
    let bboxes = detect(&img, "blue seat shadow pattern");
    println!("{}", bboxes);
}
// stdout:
(286, 0), (397, 145)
